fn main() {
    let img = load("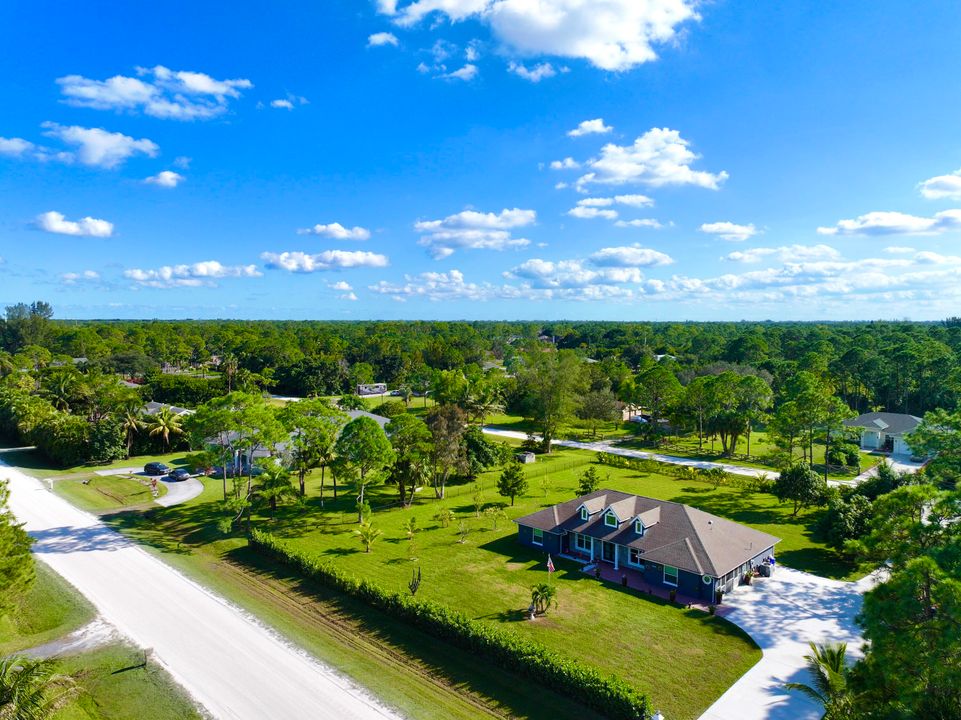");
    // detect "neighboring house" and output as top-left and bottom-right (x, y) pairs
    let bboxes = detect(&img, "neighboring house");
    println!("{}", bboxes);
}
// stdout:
(842, 412), (921, 456)
(357, 383), (387, 396)
(514, 489), (779, 600)
(144, 401), (194, 417)
(345, 409), (389, 429)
